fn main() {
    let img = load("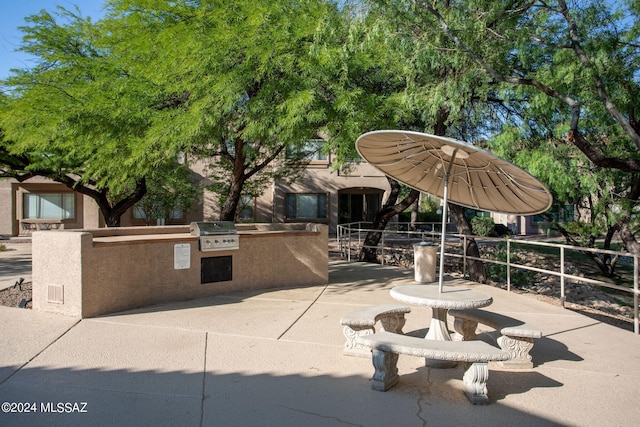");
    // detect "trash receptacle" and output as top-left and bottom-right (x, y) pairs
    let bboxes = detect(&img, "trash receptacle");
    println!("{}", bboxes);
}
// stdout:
(413, 242), (437, 283)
